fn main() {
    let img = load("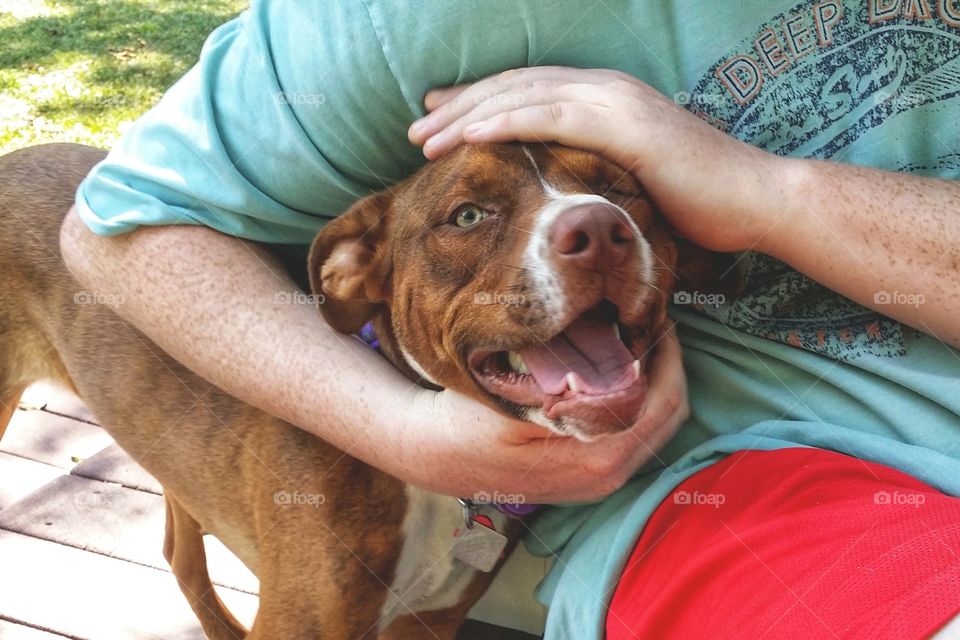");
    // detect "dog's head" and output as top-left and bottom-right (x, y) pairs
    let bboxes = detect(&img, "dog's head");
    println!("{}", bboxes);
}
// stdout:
(309, 143), (728, 440)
